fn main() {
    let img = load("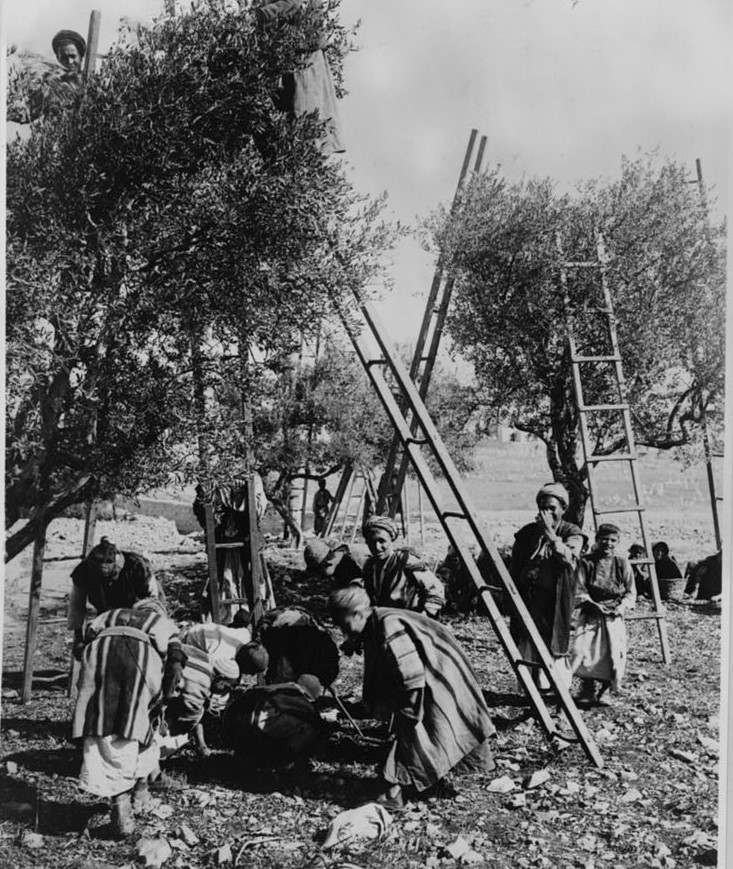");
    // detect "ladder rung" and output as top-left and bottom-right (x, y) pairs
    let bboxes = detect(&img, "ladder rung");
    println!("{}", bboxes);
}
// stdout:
(405, 437), (429, 446)
(572, 355), (621, 363)
(366, 358), (388, 367)
(564, 261), (599, 268)
(217, 597), (250, 605)
(580, 403), (629, 412)
(589, 453), (637, 463)
(626, 613), (668, 621)
(629, 558), (655, 565)
(515, 659), (543, 669)
(441, 510), (468, 520)
(593, 506), (645, 515)
(214, 543), (246, 549)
